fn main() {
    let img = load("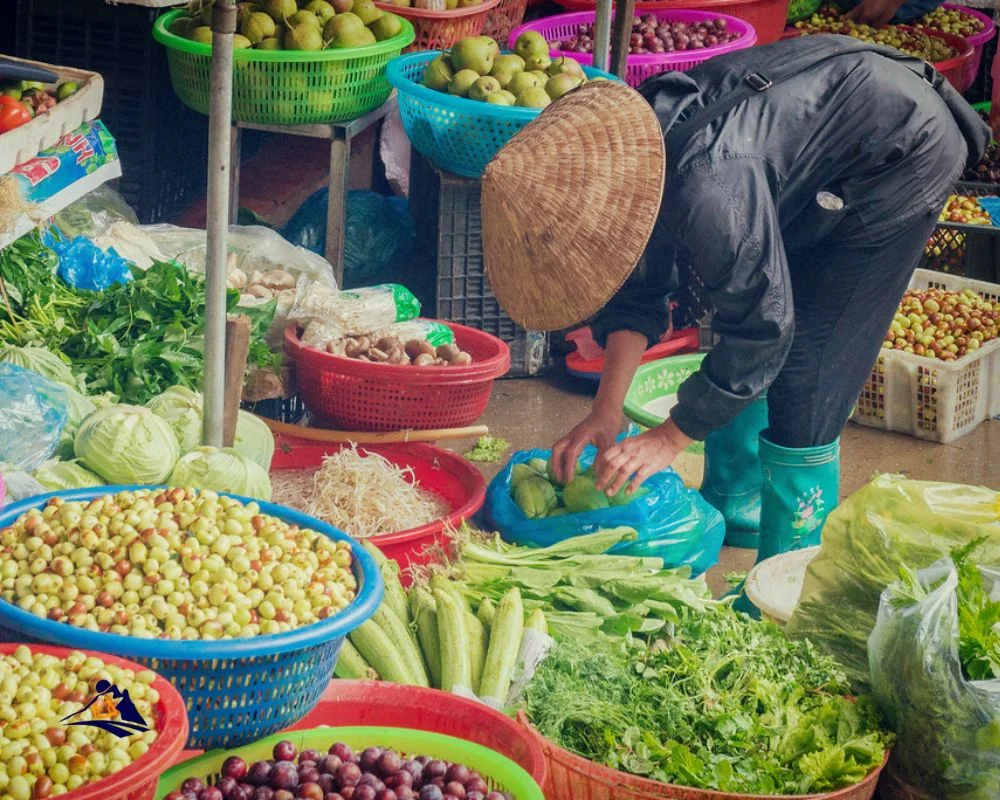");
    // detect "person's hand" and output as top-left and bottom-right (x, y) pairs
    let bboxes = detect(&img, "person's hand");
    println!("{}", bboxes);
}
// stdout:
(550, 408), (621, 484)
(844, 0), (906, 27)
(593, 419), (693, 498)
